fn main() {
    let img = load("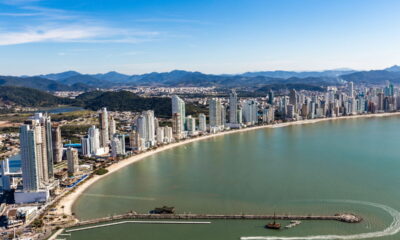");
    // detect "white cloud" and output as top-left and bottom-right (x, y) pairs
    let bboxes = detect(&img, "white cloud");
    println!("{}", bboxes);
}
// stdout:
(0, 1), (162, 46)
(135, 18), (207, 24)
(0, 12), (40, 16)
(0, 26), (102, 45)
(0, 0), (41, 5)
(0, 26), (160, 45)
